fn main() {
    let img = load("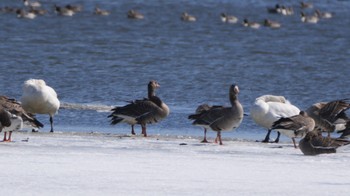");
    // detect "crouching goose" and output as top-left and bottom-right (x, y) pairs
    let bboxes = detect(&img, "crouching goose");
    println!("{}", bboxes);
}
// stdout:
(272, 111), (315, 148)
(306, 99), (350, 137)
(0, 95), (43, 131)
(299, 130), (350, 155)
(108, 80), (169, 137)
(21, 79), (60, 132)
(250, 95), (300, 143)
(188, 84), (244, 145)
